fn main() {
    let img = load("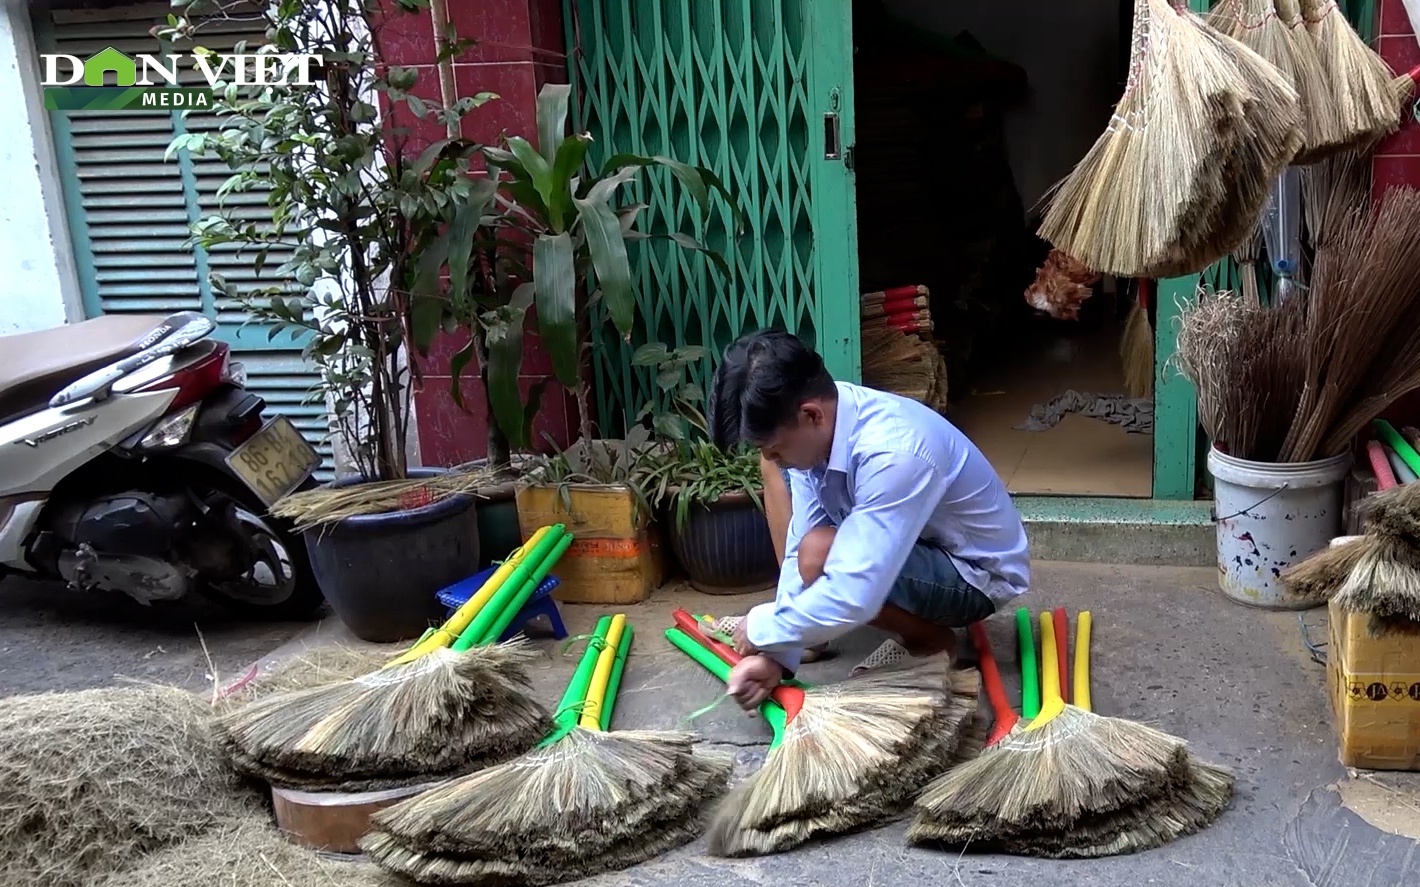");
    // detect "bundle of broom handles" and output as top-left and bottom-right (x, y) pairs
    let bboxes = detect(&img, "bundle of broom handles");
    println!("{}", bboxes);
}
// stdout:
(384, 523), (576, 669)
(544, 612), (635, 745)
(973, 606), (1093, 744)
